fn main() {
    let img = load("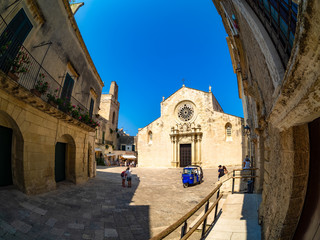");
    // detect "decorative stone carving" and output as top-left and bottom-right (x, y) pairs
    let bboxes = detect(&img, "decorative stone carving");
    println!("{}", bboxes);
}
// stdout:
(178, 103), (194, 122)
